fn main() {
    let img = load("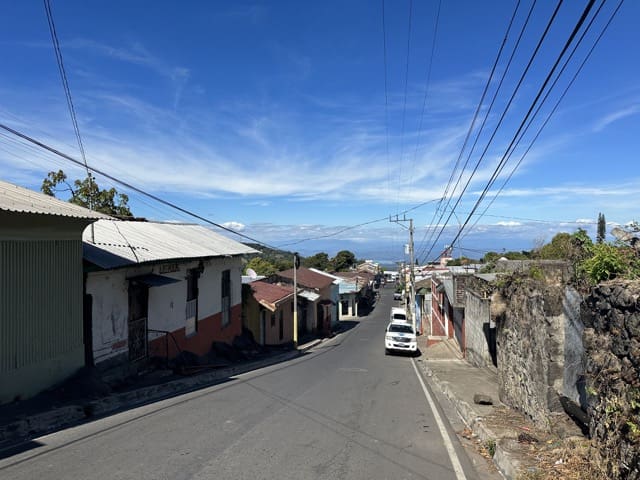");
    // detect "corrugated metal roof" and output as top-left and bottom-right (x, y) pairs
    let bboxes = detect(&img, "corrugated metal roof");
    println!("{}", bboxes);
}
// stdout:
(0, 179), (109, 219)
(83, 219), (258, 269)
(338, 281), (358, 294)
(298, 290), (320, 302)
(250, 280), (293, 305)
